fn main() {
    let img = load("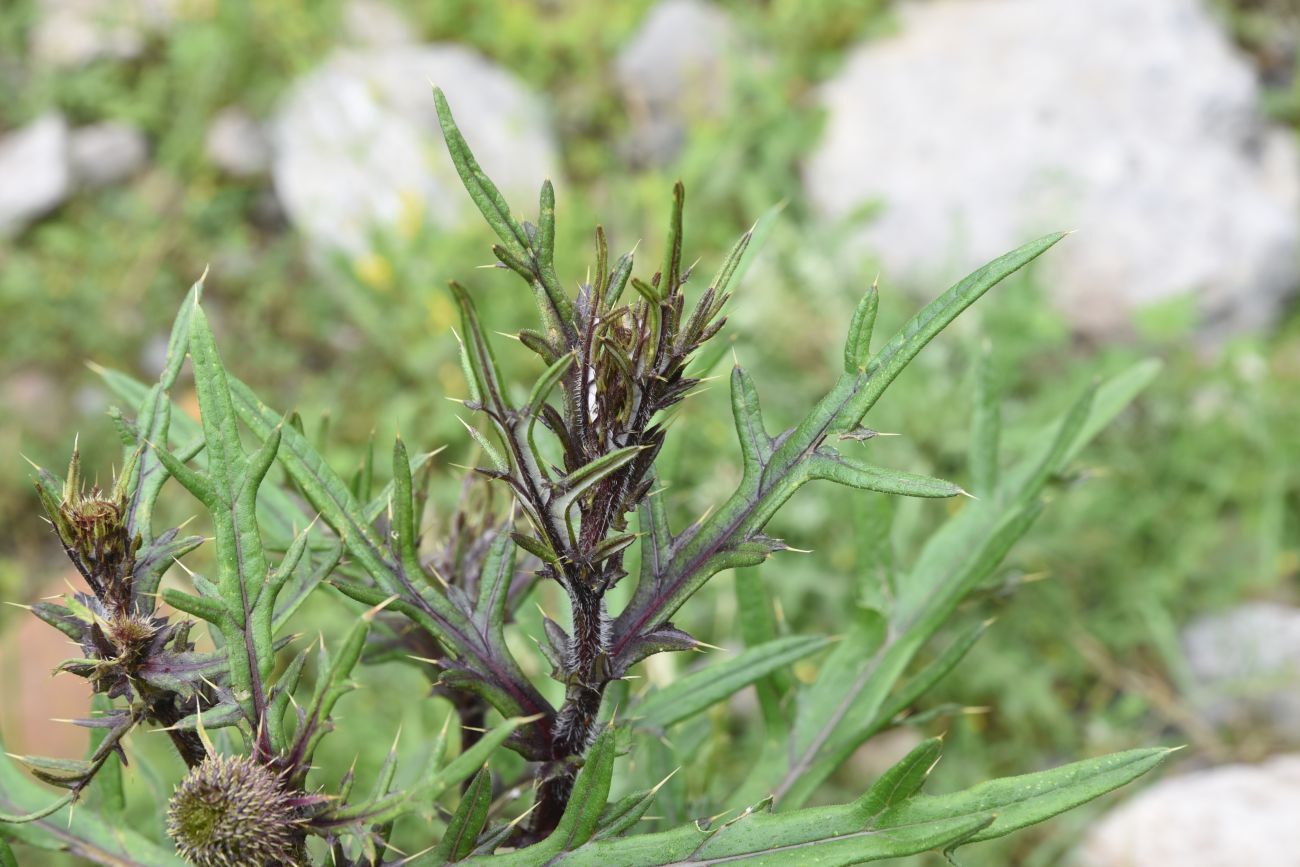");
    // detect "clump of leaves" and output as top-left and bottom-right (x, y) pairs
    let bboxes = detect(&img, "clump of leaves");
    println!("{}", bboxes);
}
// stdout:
(0, 90), (1172, 865)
